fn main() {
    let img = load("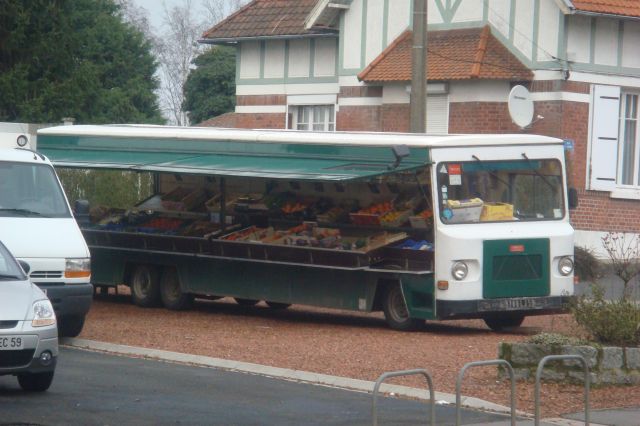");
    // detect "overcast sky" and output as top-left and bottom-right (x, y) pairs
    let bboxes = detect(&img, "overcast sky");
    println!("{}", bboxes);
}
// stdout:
(130, 0), (208, 32)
